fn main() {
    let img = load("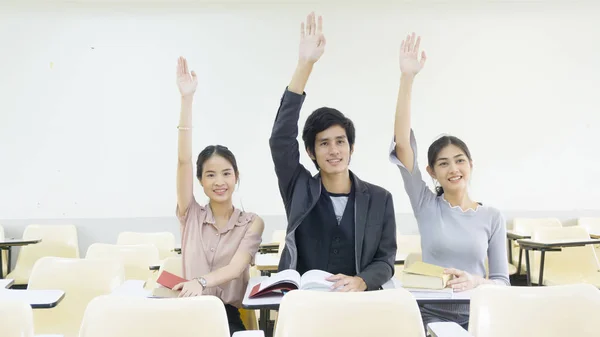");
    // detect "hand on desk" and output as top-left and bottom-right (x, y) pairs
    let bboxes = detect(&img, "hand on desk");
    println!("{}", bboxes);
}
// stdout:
(327, 274), (367, 292)
(173, 280), (204, 297)
(444, 268), (483, 292)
